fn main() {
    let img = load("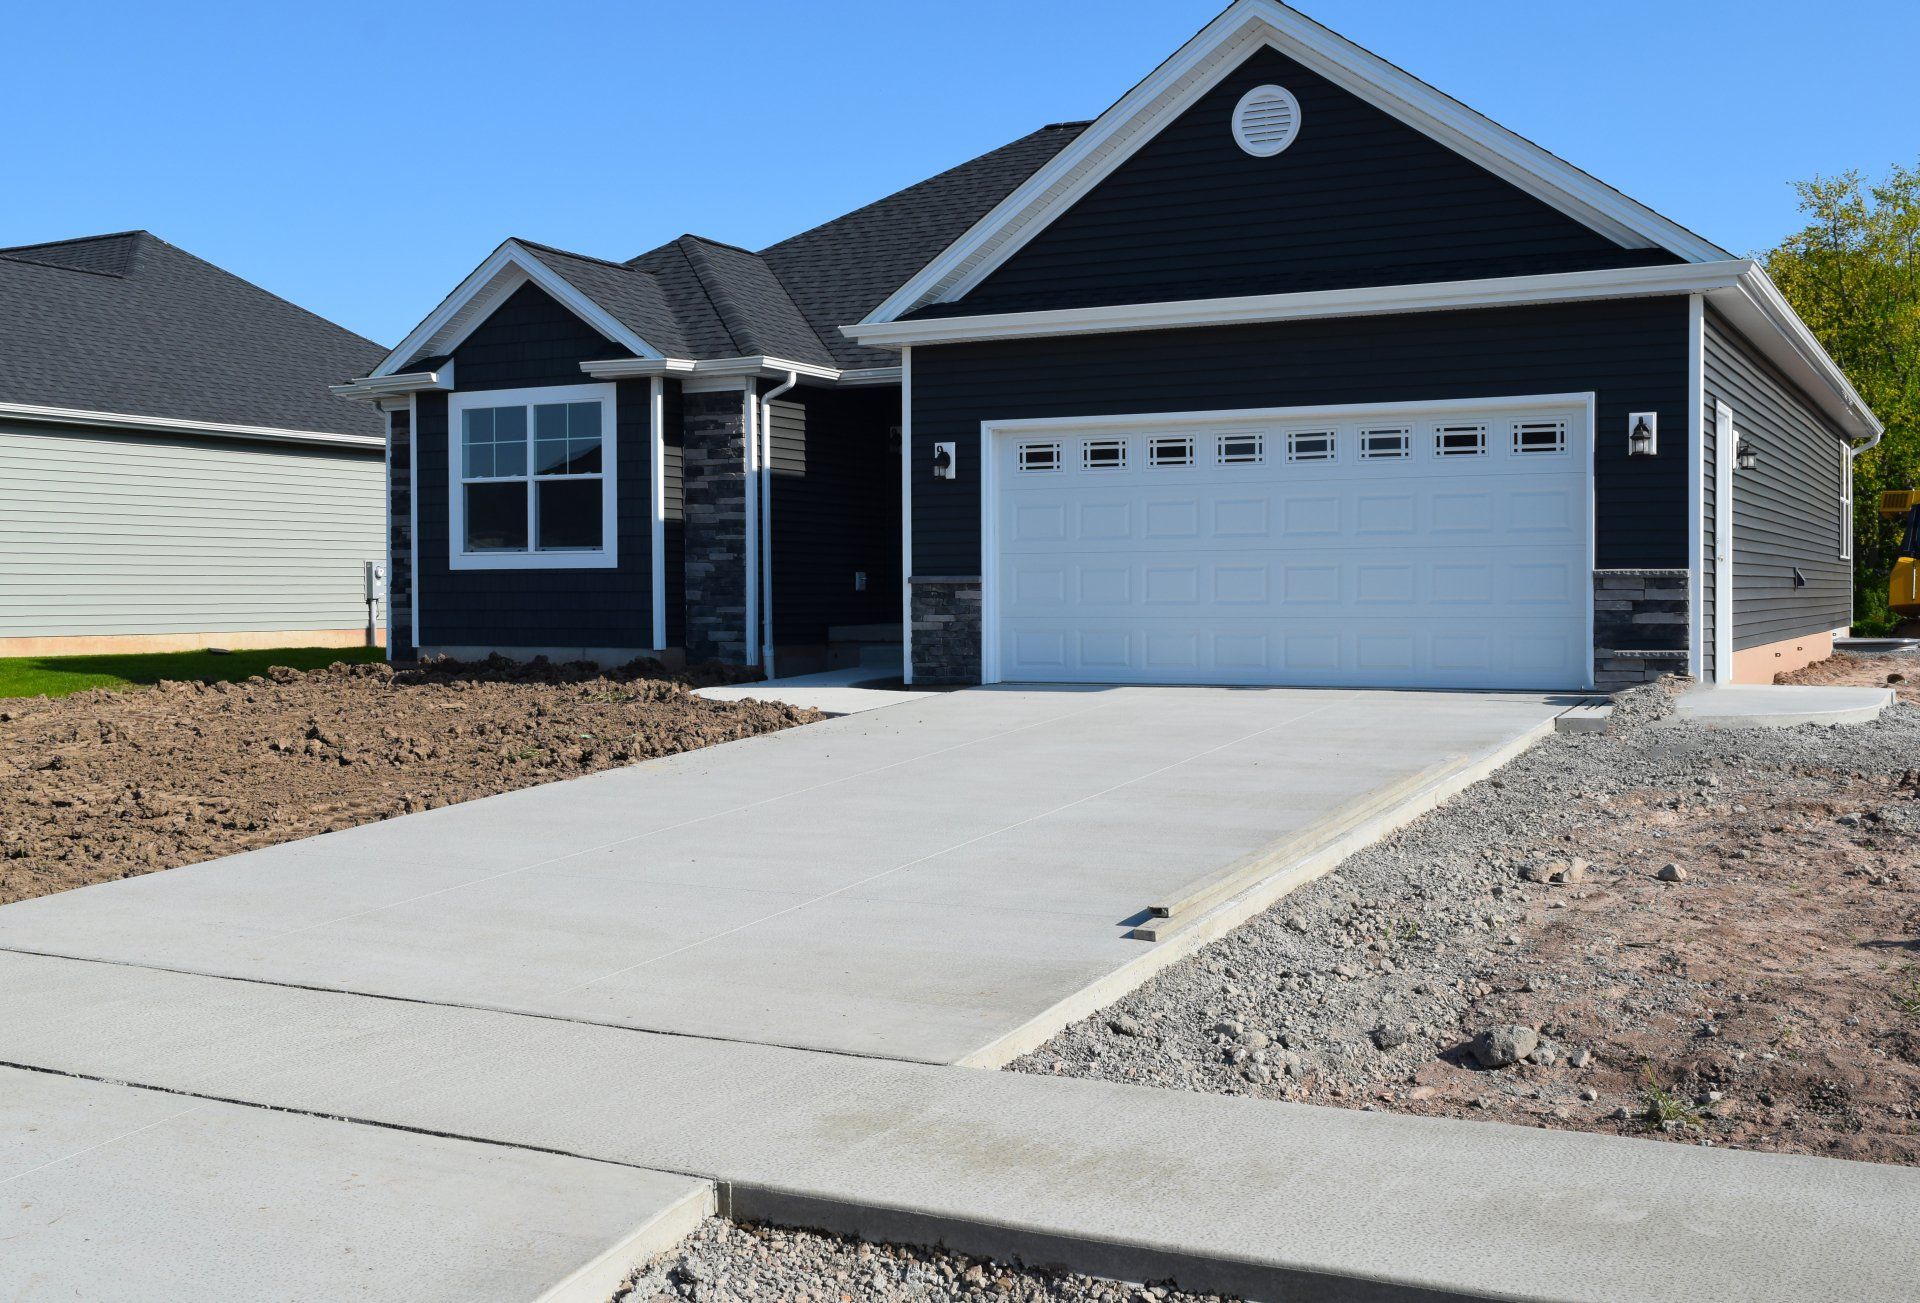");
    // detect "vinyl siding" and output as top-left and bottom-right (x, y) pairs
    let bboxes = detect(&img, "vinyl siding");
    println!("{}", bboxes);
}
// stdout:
(910, 298), (1691, 576)
(0, 420), (383, 636)
(941, 45), (1677, 317)
(662, 380), (686, 648)
(1702, 307), (1852, 650)
(1698, 358), (1717, 681)
(768, 386), (903, 646)
(413, 284), (655, 652)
